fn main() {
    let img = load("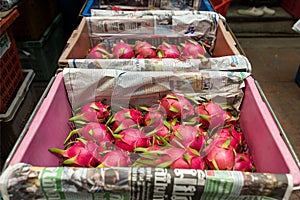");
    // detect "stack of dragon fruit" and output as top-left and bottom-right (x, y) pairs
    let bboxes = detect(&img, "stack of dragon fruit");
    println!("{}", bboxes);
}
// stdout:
(86, 38), (208, 59)
(49, 93), (256, 172)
